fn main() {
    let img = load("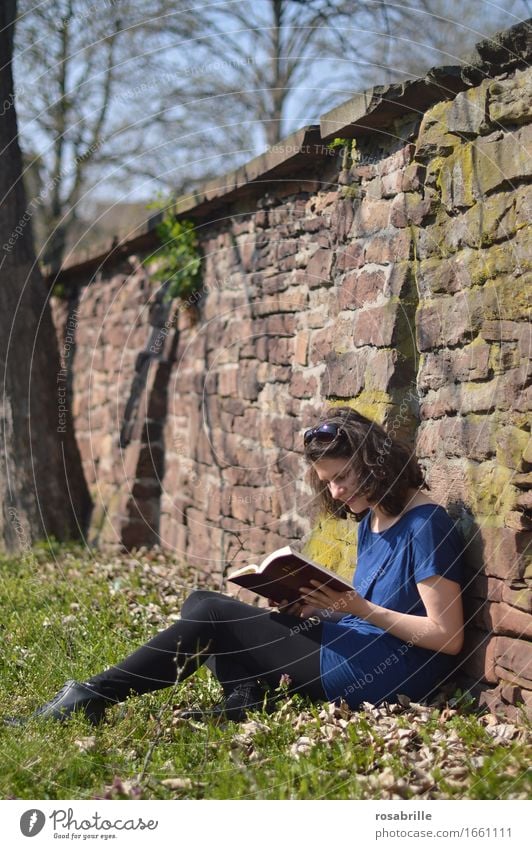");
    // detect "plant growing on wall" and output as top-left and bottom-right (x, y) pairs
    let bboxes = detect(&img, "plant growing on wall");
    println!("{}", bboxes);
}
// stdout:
(147, 200), (202, 301)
